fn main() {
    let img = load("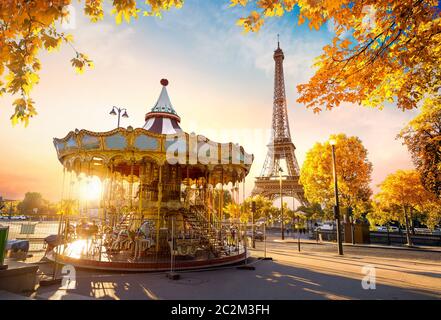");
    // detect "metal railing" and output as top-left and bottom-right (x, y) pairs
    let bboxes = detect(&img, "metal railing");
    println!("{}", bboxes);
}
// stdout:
(46, 214), (248, 267)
